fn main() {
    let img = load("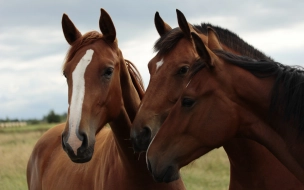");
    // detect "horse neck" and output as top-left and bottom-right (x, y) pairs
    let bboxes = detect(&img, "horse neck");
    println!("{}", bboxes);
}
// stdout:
(109, 108), (186, 189)
(119, 57), (141, 122)
(266, 116), (304, 178)
(109, 56), (142, 162)
(109, 107), (135, 161)
(223, 138), (303, 188)
(231, 69), (304, 184)
(241, 113), (304, 184)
